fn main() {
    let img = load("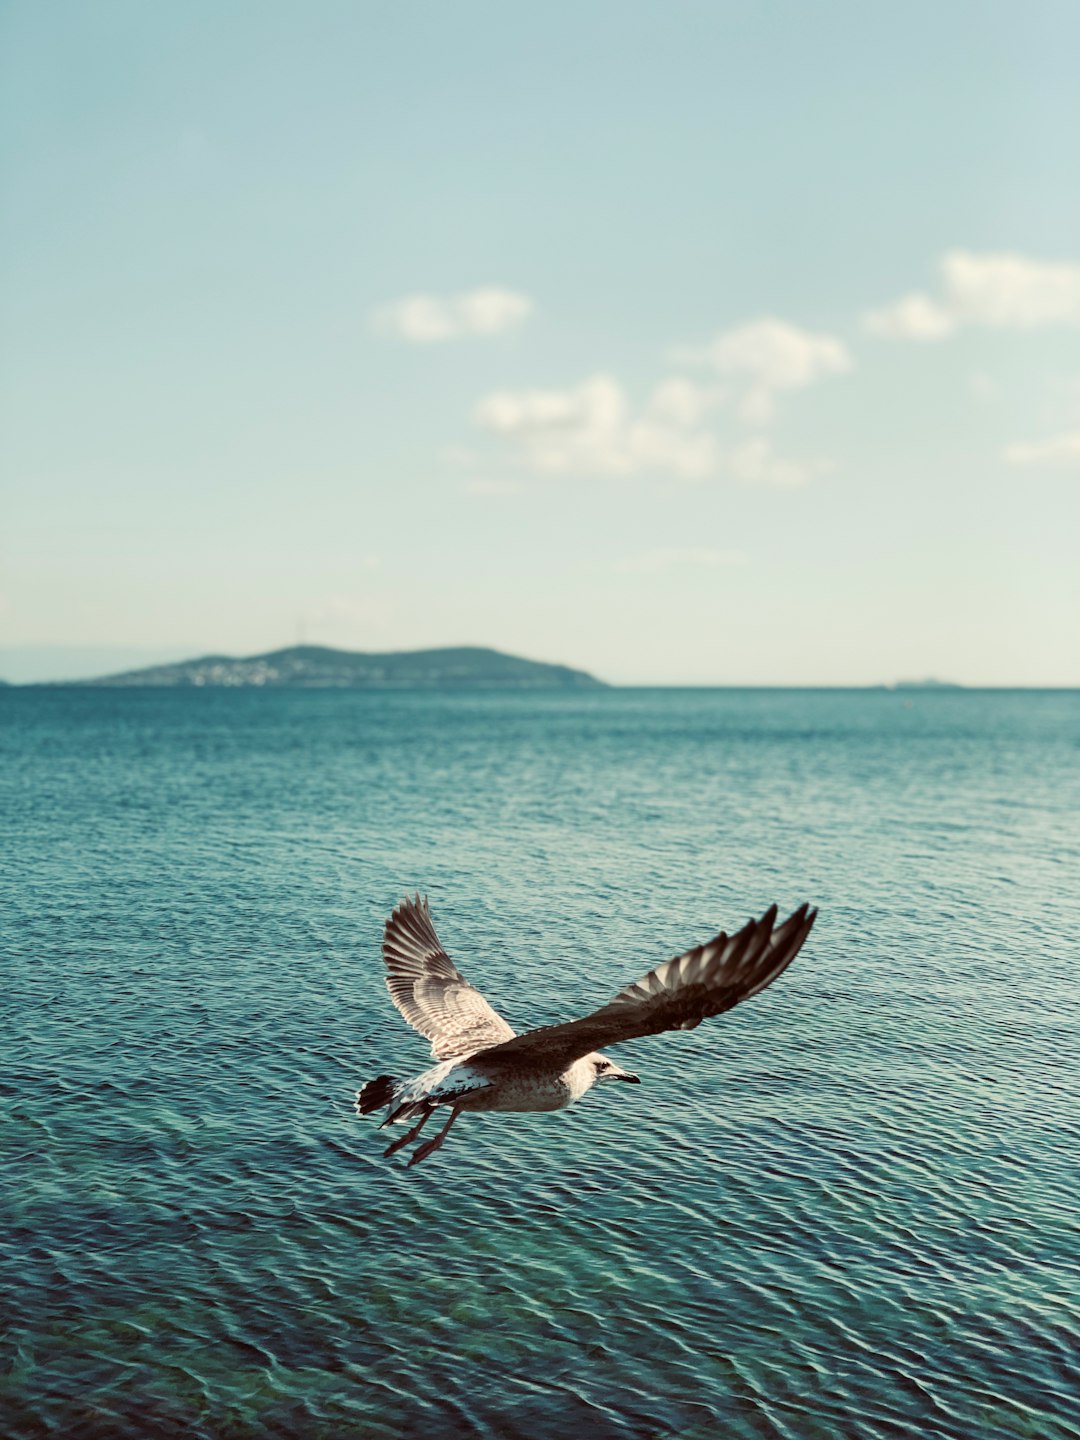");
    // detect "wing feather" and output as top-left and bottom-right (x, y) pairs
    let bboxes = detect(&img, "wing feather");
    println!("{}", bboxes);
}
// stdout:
(476, 903), (816, 1069)
(382, 895), (516, 1060)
